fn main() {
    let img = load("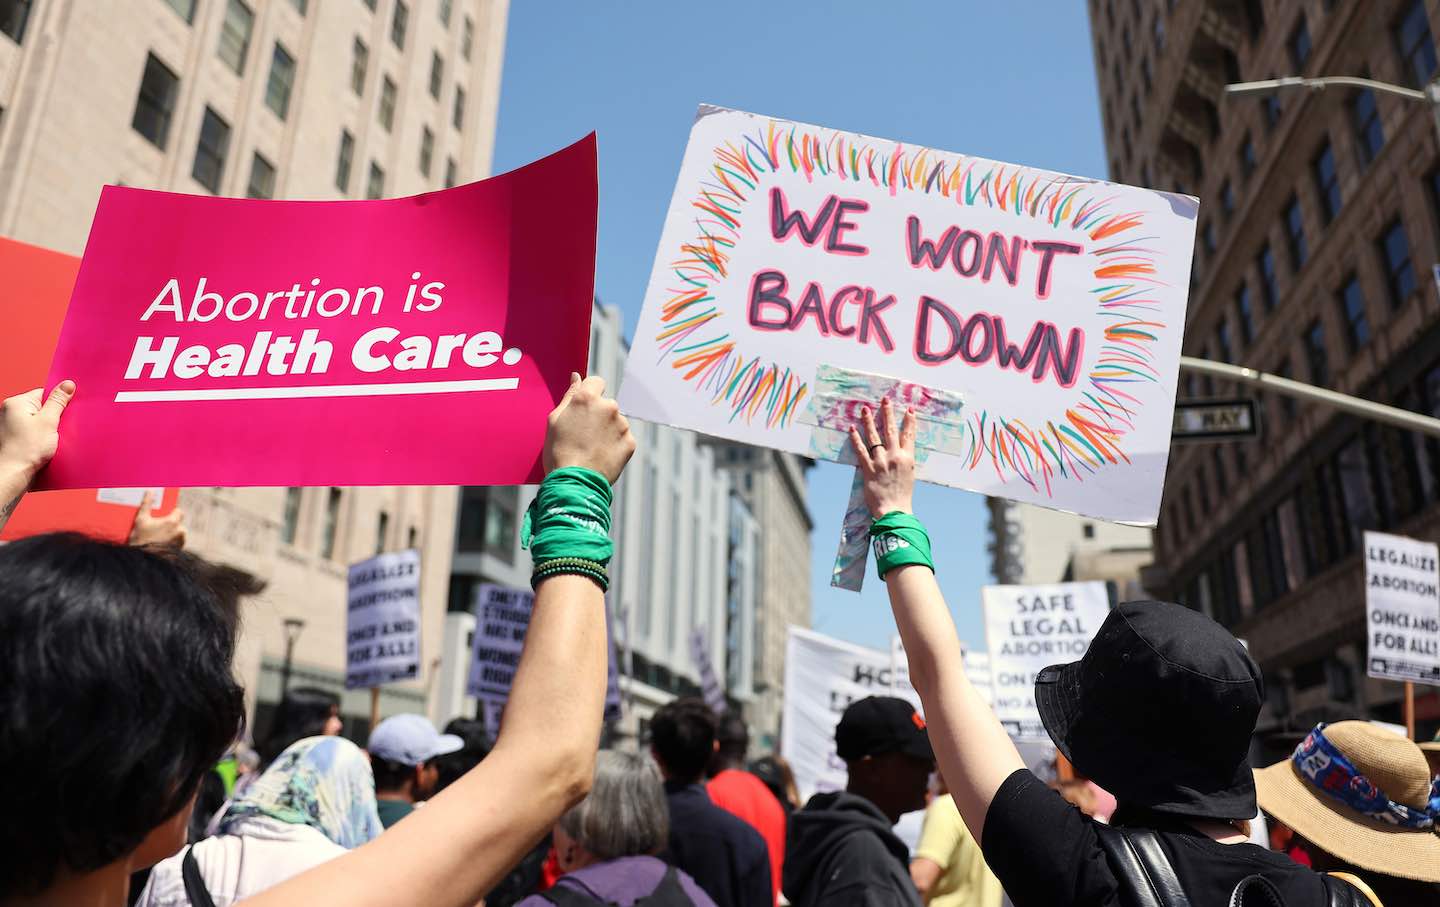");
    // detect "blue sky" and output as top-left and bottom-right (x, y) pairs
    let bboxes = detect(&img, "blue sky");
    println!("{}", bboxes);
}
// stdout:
(491, 1), (1107, 651)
